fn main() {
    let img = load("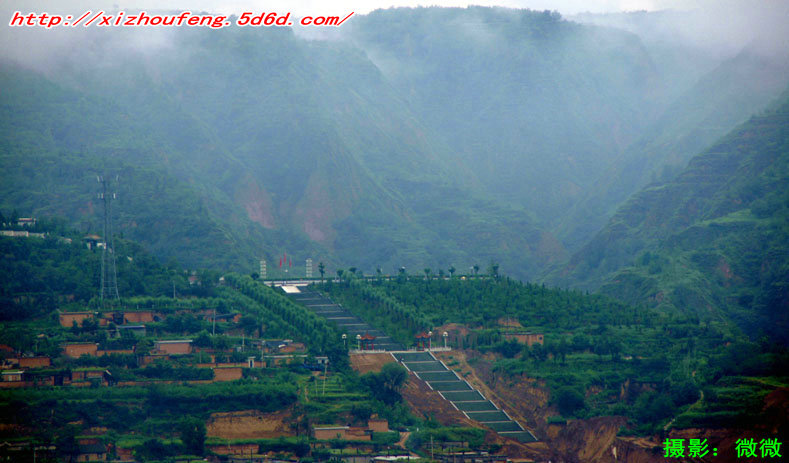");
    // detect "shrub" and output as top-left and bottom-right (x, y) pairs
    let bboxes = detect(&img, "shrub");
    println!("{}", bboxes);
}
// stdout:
(553, 386), (586, 417)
